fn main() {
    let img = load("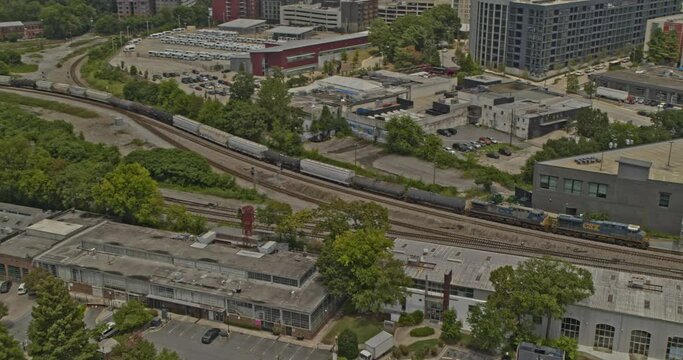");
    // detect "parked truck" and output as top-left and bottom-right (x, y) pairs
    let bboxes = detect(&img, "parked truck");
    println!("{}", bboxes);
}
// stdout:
(596, 86), (635, 104)
(359, 331), (394, 360)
